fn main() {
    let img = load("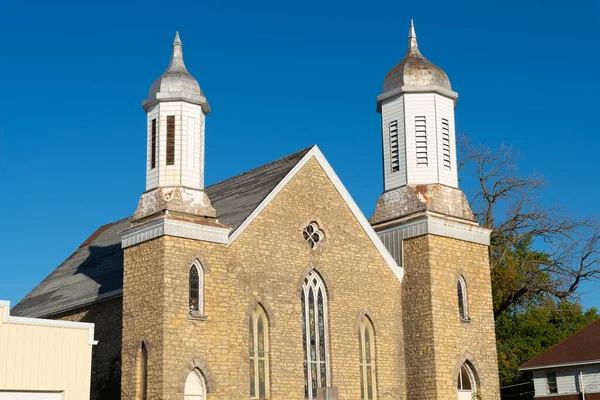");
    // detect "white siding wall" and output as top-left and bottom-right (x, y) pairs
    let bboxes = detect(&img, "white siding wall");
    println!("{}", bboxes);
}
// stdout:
(146, 104), (160, 190)
(434, 94), (458, 187)
(381, 96), (406, 191)
(146, 101), (206, 191)
(532, 366), (600, 397)
(381, 91), (459, 190)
